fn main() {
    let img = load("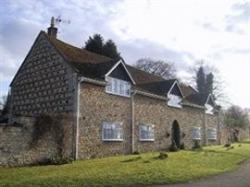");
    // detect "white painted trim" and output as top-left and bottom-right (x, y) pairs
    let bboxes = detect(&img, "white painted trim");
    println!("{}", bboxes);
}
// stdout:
(101, 121), (124, 141)
(105, 90), (131, 98)
(182, 102), (205, 109)
(79, 76), (106, 86)
(139, 124), (155, 141)
(105, 60), (136, 85)
(102, 139), (124, 142)
(205, 94), (215, 106)
(75, 76), (81, 160)
(139, 139), (155, 142)
(167, 80), (184, 98)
